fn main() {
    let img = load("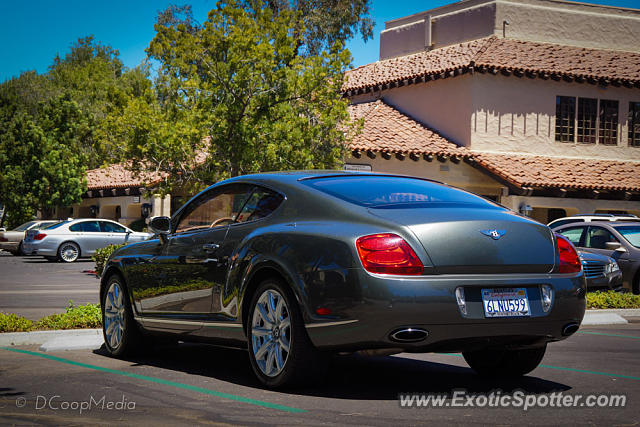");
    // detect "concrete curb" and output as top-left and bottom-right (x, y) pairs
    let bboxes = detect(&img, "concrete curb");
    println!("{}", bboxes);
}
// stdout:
(0, 329), (103, 351)
(0, 308), (639, 350)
